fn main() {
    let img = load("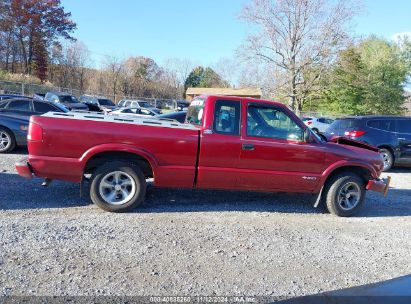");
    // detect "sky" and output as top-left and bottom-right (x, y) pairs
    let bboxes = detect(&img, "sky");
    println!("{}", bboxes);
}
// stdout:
(61, 0), (411, 68)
